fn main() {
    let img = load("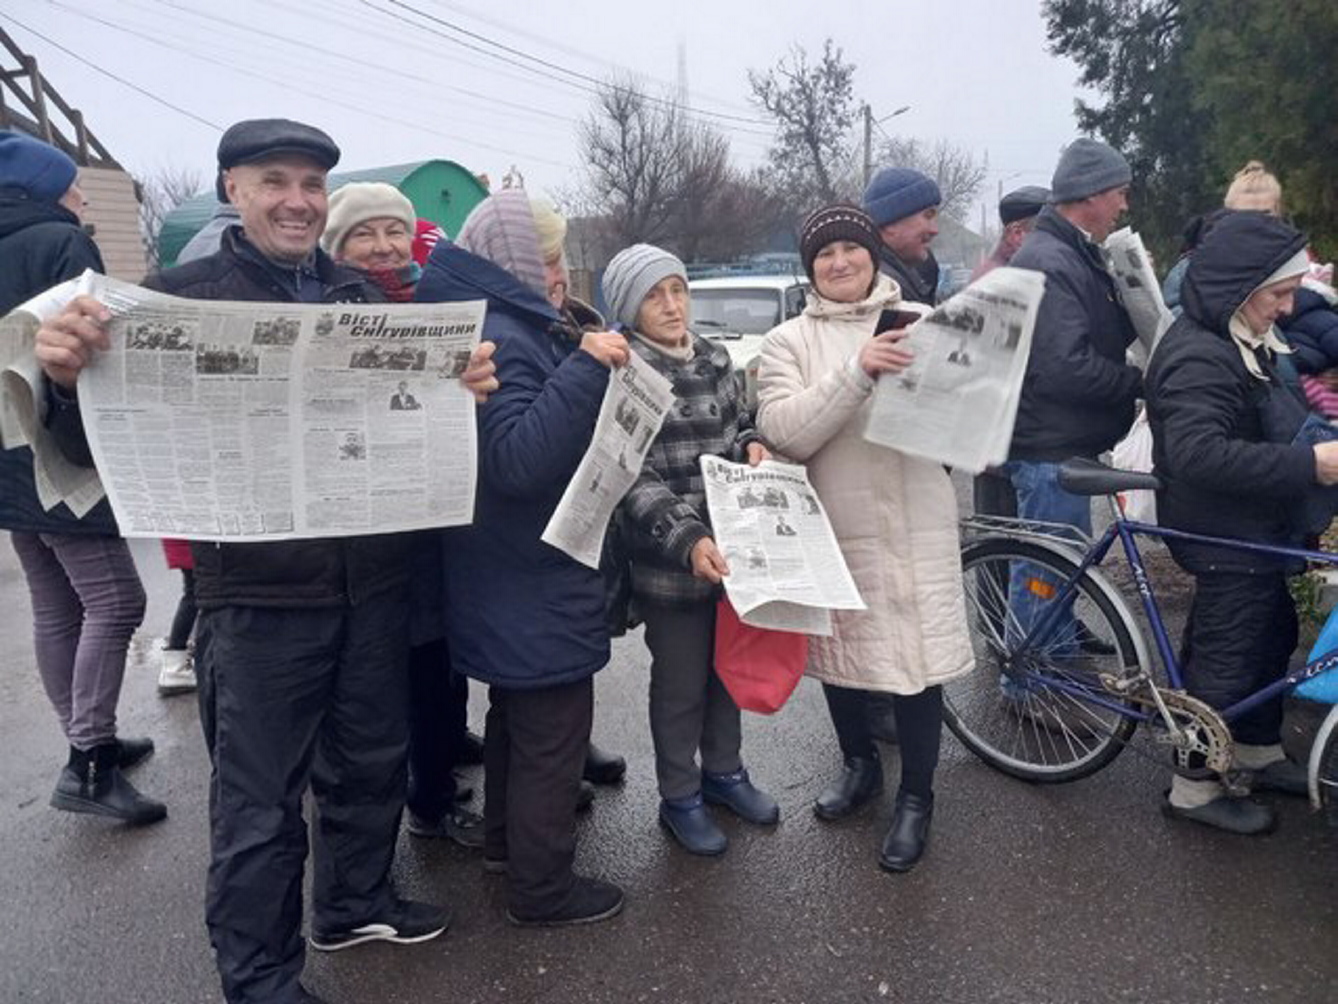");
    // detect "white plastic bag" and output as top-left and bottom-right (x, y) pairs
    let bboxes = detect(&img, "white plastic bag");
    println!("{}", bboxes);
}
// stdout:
(1111, 409), (1157, 524)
